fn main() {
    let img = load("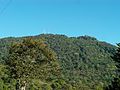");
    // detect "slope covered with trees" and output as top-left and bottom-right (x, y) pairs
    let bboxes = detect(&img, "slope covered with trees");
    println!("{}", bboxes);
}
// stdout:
(0, 34), (117, 90)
